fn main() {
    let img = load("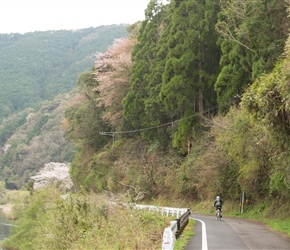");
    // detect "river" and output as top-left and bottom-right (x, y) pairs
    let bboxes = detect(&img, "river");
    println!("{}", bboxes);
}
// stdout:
(0, 209), (12, 248)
